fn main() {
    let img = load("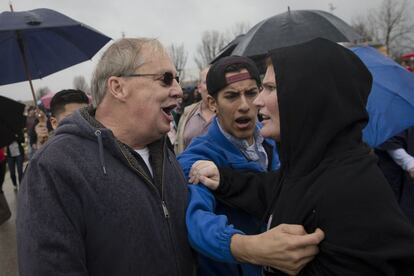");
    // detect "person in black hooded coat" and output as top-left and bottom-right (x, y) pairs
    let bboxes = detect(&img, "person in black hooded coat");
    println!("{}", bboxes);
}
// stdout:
(189, 38), (414, 275)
